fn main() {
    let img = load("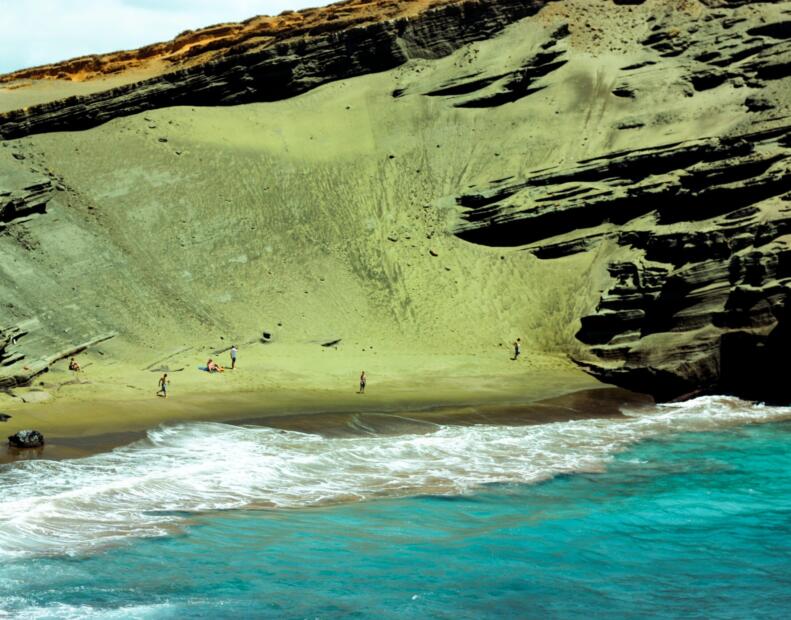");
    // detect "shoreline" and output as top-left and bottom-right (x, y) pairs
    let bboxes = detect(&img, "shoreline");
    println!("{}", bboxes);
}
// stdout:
(1, 373), (652, 463)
